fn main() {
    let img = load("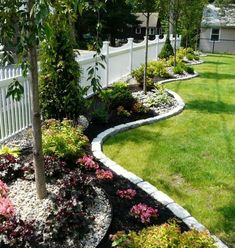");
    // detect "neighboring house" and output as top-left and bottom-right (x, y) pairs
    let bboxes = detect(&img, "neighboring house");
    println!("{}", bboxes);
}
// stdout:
(128, 13), (163, 41)
(199, 4), (235, 54)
